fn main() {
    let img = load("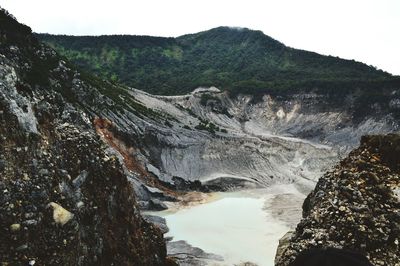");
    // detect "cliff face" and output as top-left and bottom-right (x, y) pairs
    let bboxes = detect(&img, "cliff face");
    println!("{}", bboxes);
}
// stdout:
(0, 9), (168, 265)
(97, 87), (397, 195)
(276, 134), (400, 266)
